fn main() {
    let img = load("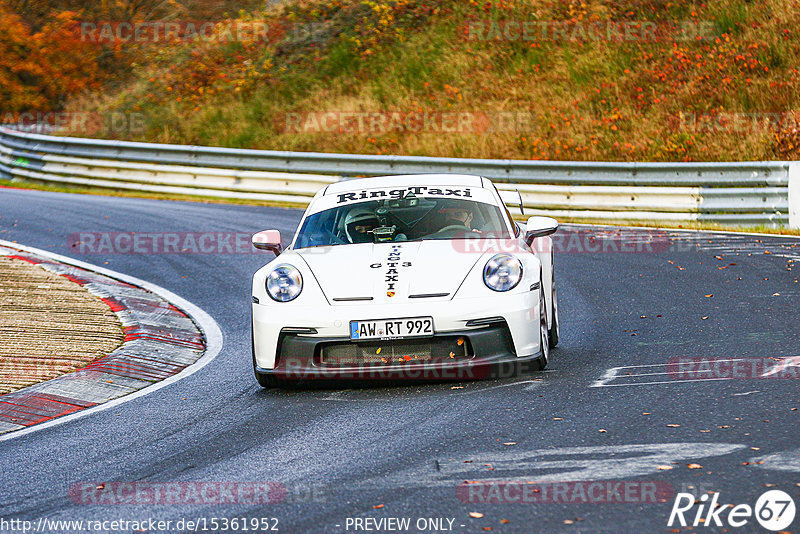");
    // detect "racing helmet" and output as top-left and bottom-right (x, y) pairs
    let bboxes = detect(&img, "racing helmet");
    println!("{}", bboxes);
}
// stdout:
(344, 206), (379, 243)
